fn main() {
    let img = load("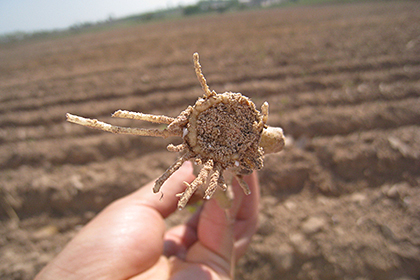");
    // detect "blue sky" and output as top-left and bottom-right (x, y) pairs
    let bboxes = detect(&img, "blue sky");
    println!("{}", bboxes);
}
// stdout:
(0, 0), (198, 35)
